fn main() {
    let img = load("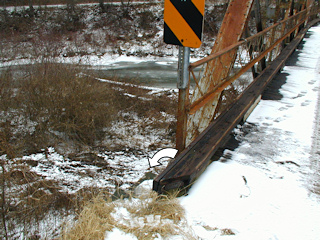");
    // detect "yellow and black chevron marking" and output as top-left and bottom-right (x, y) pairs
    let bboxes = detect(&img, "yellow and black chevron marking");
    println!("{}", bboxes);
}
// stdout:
(164, 0), (205, 48)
